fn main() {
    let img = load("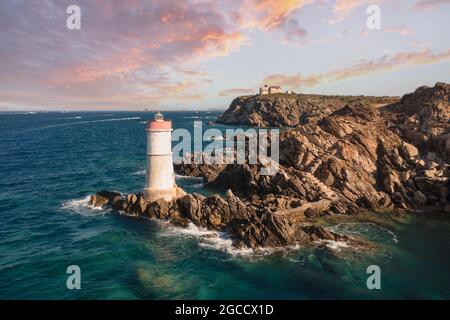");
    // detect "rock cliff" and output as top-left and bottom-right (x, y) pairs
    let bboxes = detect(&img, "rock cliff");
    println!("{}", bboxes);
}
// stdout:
(216, 93), (398, 127)
(178, 83), (450, 214)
